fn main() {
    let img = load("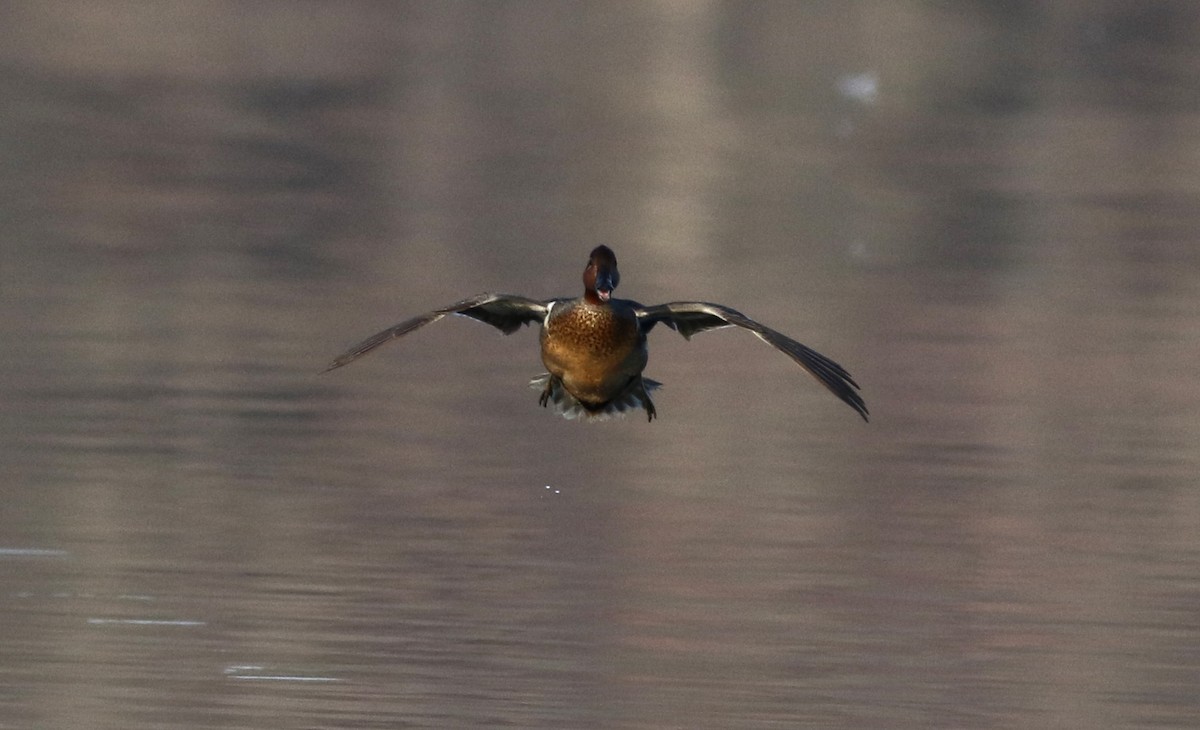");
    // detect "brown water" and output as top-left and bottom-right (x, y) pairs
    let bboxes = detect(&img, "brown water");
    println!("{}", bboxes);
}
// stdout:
(3, 3), (1200, 728)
